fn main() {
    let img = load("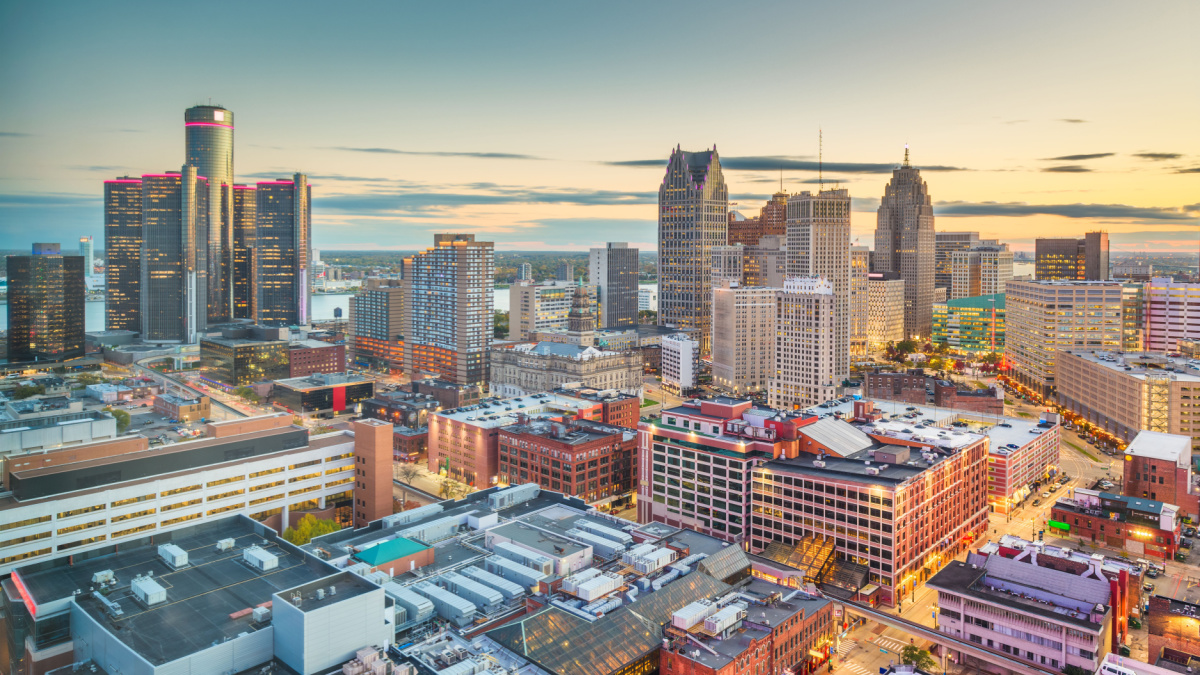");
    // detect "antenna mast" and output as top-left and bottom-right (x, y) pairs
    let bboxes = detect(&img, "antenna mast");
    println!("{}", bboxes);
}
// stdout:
(819, 128), (823, 189)
(903, 143), (910, 168)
